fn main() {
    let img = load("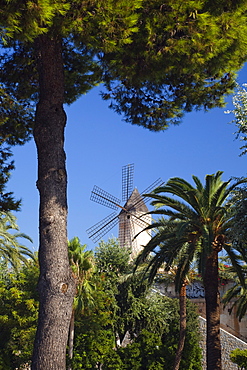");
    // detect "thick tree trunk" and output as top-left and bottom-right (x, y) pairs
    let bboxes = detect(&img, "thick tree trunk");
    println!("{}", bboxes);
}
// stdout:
(203, 250), (221, 370)
(32, 34), (76, 370)
(173, 282), (187, 370)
